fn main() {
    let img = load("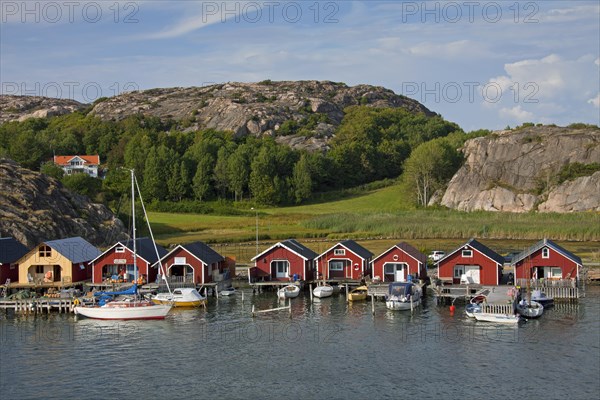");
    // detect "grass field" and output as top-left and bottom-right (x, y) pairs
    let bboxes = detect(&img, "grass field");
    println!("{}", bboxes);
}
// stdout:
(147, 183), (600, 264)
